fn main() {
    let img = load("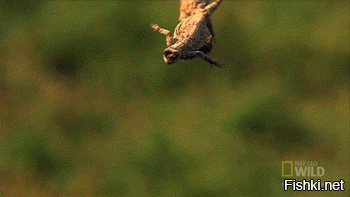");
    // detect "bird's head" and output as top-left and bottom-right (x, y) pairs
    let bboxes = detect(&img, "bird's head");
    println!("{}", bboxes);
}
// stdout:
(163, 48), (180, 64)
